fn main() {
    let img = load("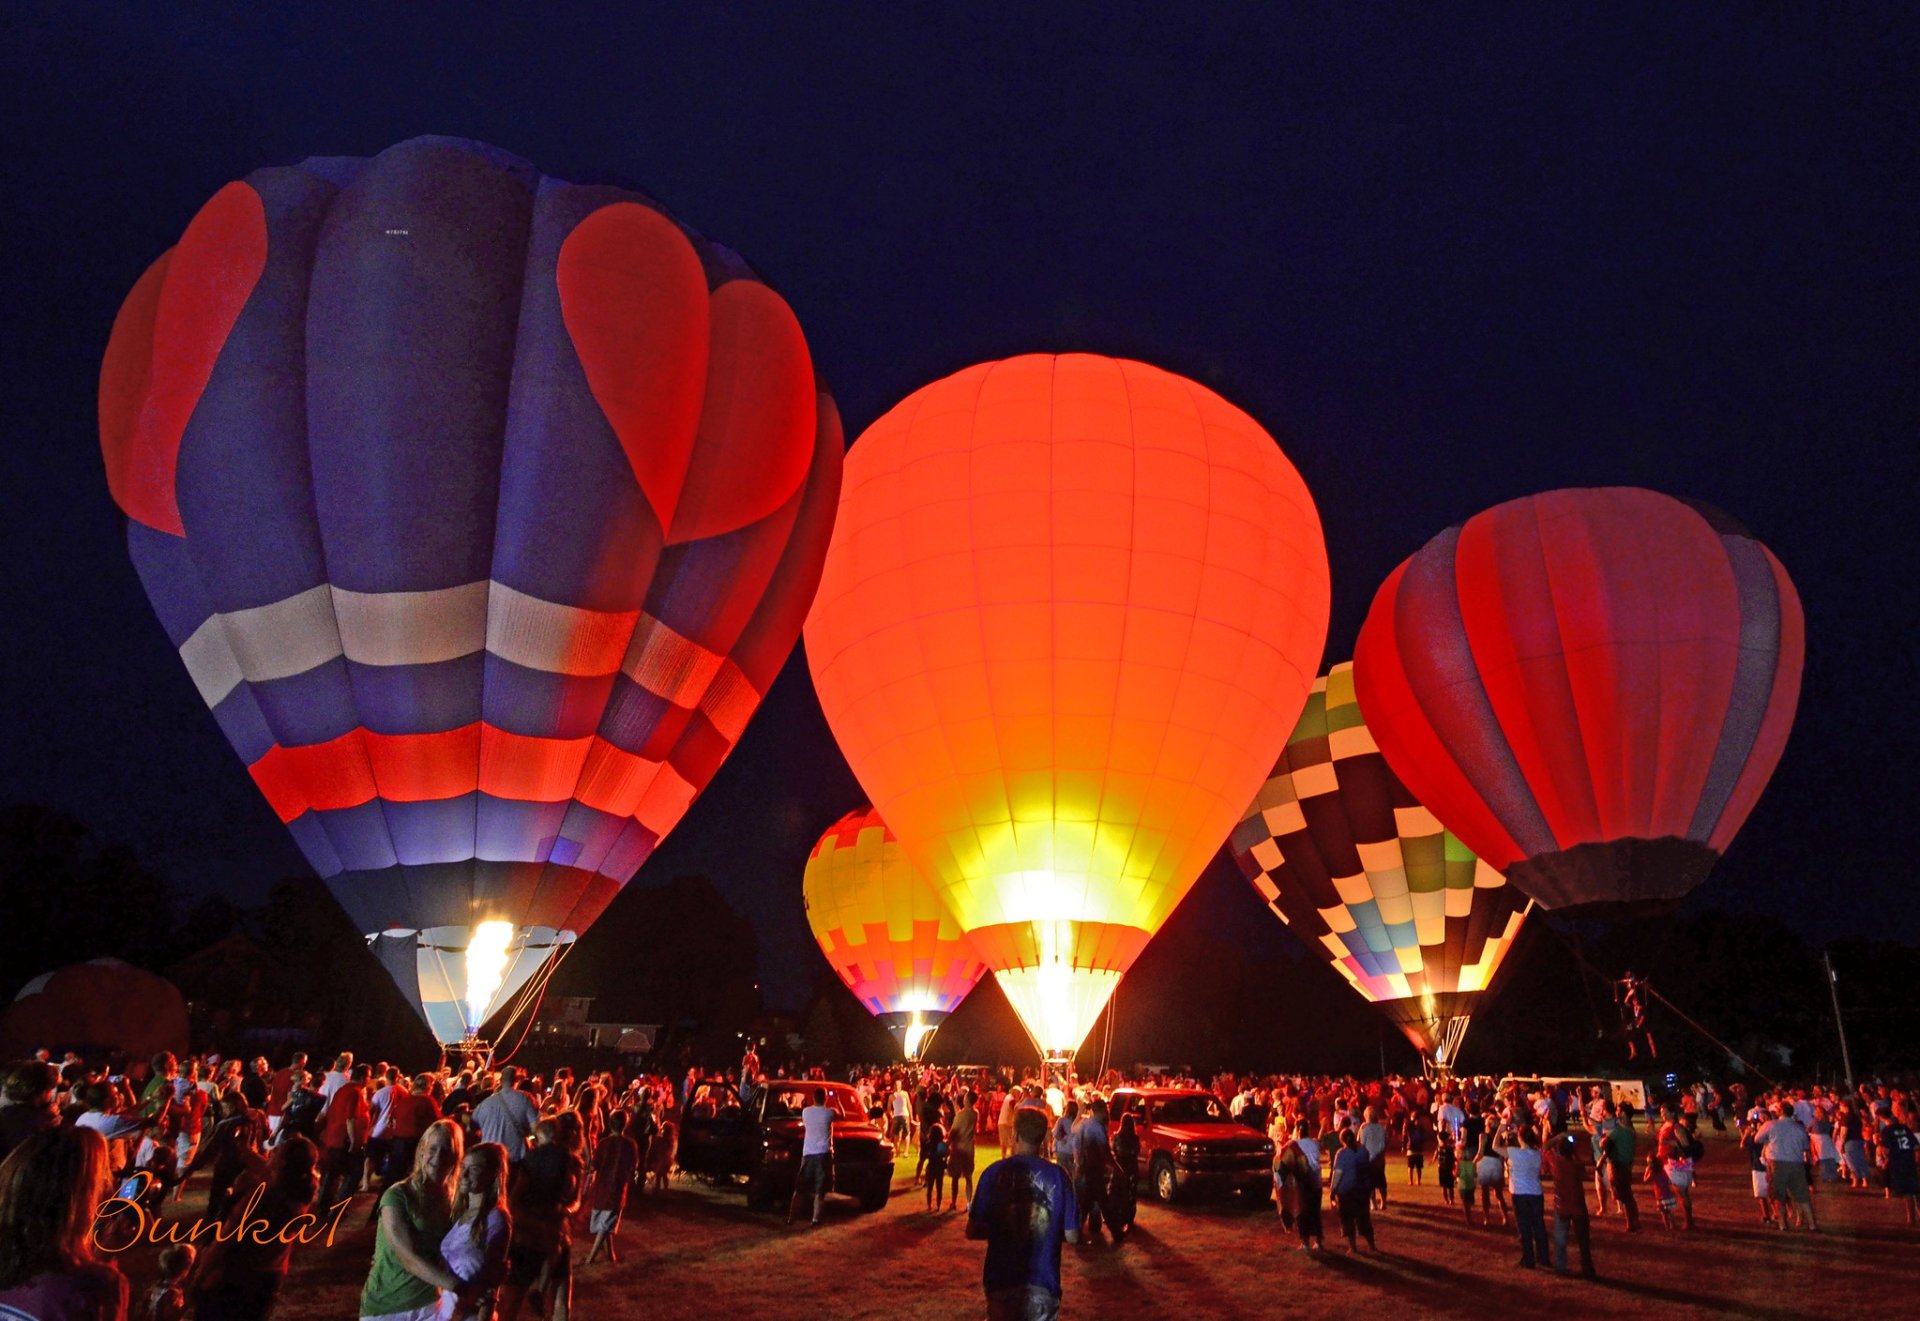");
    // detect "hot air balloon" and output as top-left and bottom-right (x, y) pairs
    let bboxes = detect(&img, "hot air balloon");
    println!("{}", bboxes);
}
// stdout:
(1353, 488), (1802, 917)
(0, 960), (189, 1061)
(1226, 662), (1529, 1067)
(805, 354), (1330, 1060)
(99, 137), (841, 1045)
(802, 806), (988, 1059)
